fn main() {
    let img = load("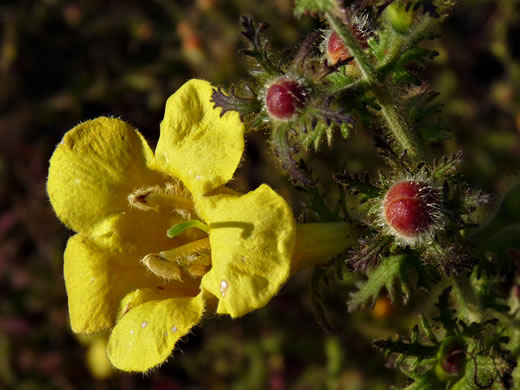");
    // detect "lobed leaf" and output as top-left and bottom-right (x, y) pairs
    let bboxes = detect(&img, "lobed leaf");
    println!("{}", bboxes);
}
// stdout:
(348, 254), (412, 311)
